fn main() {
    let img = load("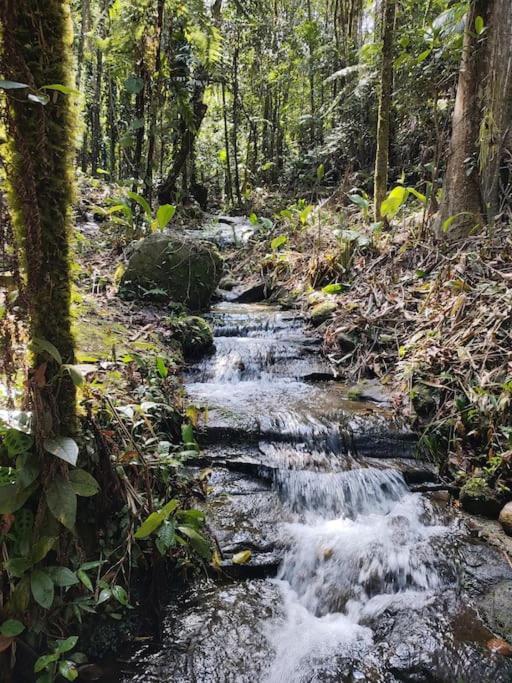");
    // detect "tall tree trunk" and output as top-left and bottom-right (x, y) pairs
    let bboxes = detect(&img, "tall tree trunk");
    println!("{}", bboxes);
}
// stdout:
(221, 79), (234, 205)
(435, 0), (490, 237)
(131, 61), (146, 195)
(145, 0), (165, 205)
(91, 43), (103, 176)
(373, 0), (396, 222)
(158, 74), (208, 205)
(232, 46), (242, 206)
(0, 0), (77, 436)
(108, 76), (118, 180)
(479, 0), (512, 221)
(76, 0), (90, 91)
